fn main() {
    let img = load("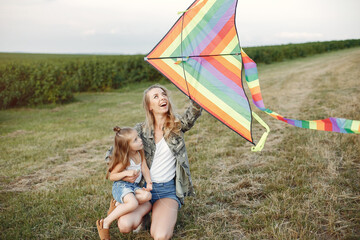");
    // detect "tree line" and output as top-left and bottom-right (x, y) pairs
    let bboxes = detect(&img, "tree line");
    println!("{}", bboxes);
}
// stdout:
(1, 39), (359, 109)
